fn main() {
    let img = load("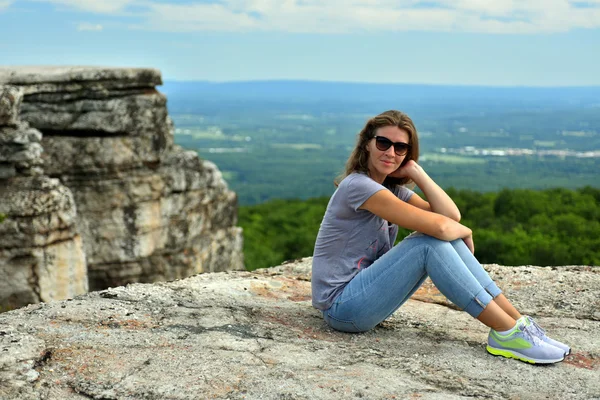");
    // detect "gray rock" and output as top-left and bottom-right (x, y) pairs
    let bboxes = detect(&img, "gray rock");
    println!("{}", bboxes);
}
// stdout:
(1, 84), (87, 310)
(0, 177), (88, 309)
(0, 177), (77, 240)
(20, 92), (171, 137)
(1, 66), (243, 296)
(0, 89), (44, 175)
(40, 135), (163, 175)
(0, 163), (16, 179)
(0, 121), (43, 143)
(88, 226), (243, 290)
(0, 141), (42, 166)
(0, 86), (22, 126)
(1, 259), (598, 399)
(0, 66), (162, 98)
